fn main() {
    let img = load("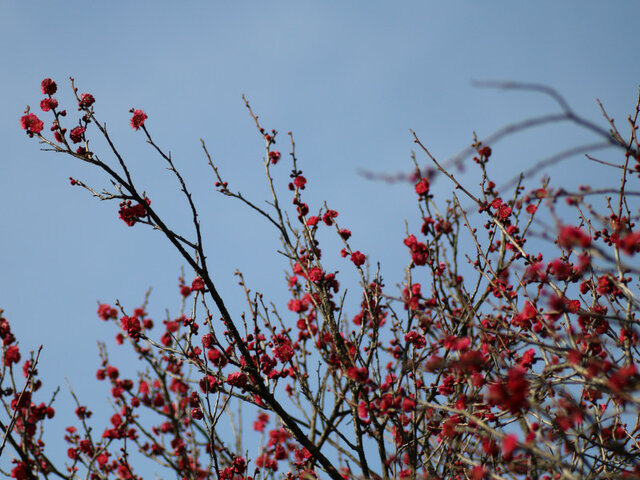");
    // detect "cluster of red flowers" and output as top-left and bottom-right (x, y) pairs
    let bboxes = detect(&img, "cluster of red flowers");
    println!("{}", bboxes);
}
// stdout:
(19, 113), (44, 135)
(403, 234), (428, 266)
(118, 198), (150, 226)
